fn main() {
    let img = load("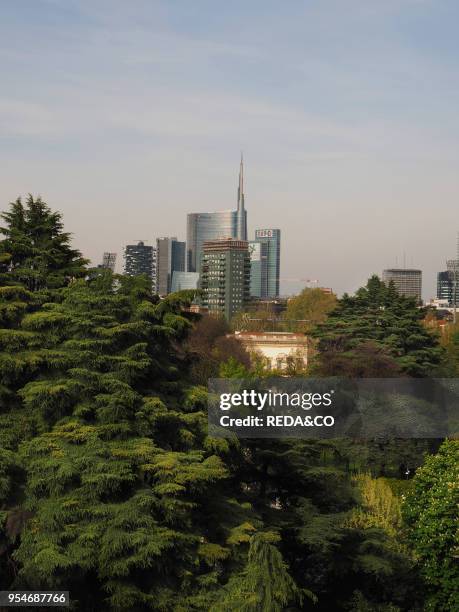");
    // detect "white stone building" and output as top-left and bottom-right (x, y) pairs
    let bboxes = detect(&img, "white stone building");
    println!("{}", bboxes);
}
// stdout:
(231, 331), (308, 371)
